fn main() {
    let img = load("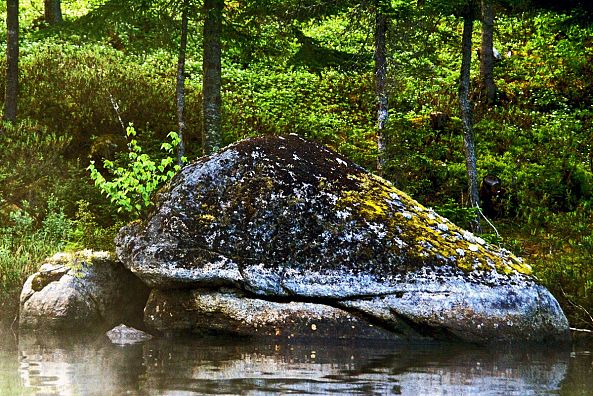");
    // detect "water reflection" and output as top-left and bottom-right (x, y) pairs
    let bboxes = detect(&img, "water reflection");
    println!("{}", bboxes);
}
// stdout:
(18, 333), (145, 395)
(3, 330), (592, 395)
